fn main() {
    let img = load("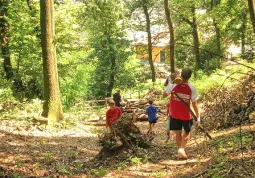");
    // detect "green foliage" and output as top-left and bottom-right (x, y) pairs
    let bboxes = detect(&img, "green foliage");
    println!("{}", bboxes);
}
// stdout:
(11, 173), (22, 178)
(58, 164), (72, 175)
(53, 117), (77, 129)
(16, 158), (24, 168)
(199, 36), (226, 71)
(7, 0), (43, 97)
(0, 0), (254, 113)
(33, 162), (40, 169)
(151, 170), (168, 178)
(191, 61), (255, 96)
(117, 159), (130, 171)
(130, 156), (142, 166)
(91, 168), (107, 177)
(44, 152), (55, 160)
(74, 161), (83, 171)
(115, 57), (141, 89)
(60, 63), (95, 108)
(0, 87), (14, 102)
(54, 0), (93, 106)
(83, 0), (135, 98)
